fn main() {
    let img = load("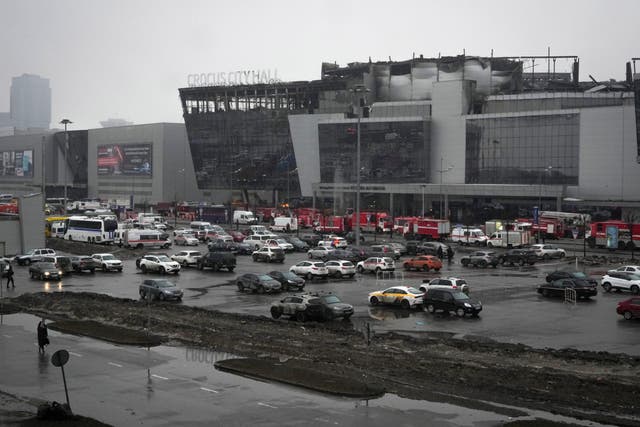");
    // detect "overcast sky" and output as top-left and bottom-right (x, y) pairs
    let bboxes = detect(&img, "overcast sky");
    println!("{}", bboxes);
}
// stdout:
(1, 0), (638, 131)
